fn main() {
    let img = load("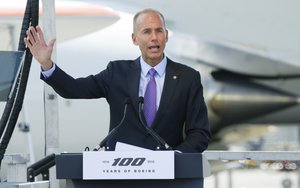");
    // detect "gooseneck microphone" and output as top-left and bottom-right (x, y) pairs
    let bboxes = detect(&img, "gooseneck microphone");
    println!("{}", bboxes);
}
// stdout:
(93, 98), (131, 151)
(138, 97), (172, 150)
